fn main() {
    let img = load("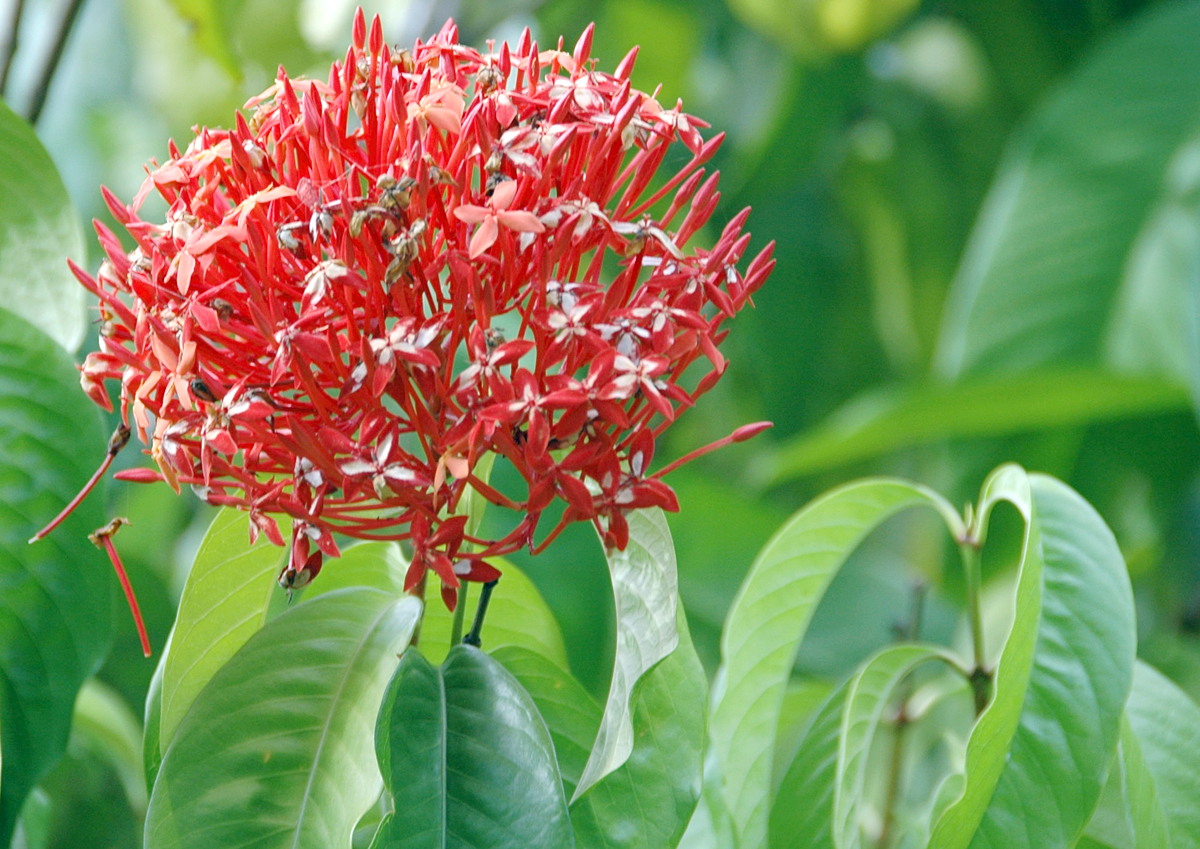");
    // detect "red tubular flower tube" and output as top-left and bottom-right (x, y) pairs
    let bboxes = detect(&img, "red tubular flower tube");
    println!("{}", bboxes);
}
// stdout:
(62, 12), (775, 608)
